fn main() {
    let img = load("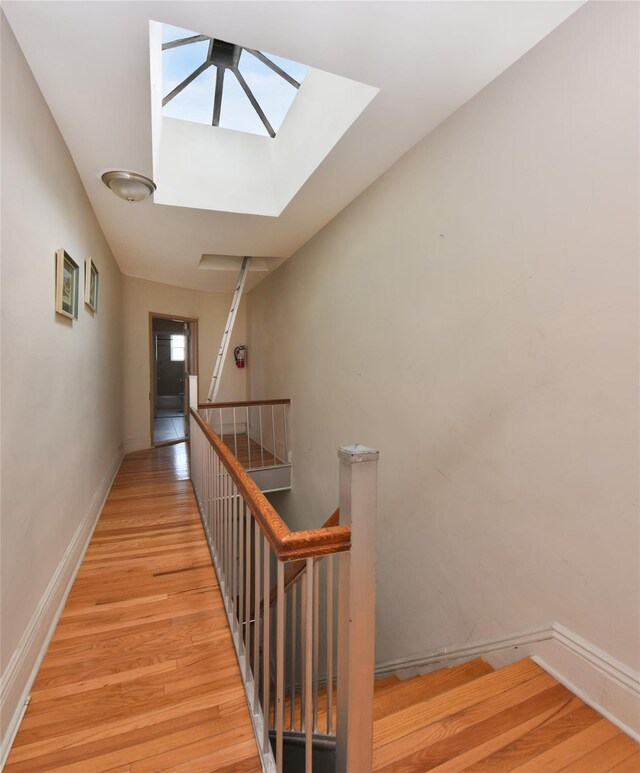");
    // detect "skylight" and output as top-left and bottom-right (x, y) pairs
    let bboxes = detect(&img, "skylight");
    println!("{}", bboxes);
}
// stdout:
(150, 21), (379, 216)
(161, 24), (308, 137)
